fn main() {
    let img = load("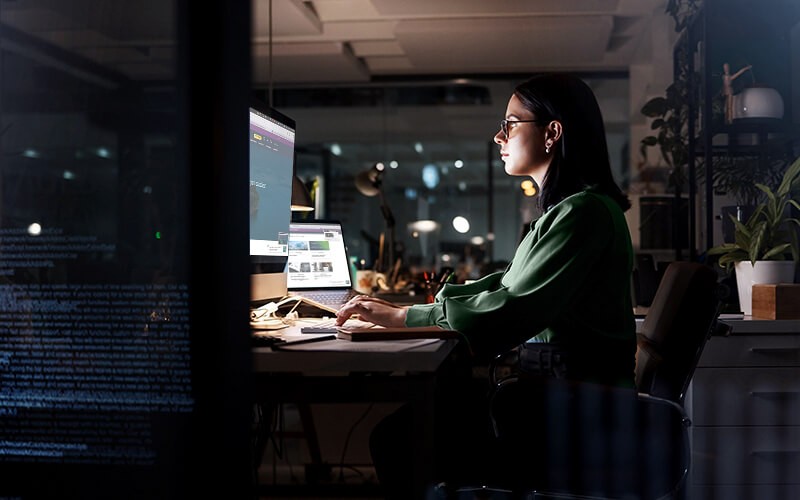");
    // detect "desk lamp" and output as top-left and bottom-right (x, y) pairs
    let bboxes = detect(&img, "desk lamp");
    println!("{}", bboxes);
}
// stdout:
(291, 175), (314, 212)
(355, 162), (397, 283)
